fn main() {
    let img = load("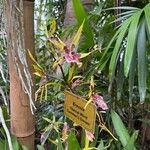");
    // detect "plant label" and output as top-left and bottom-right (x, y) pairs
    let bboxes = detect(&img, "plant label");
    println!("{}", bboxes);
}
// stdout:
(64, 91), (96, 133)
